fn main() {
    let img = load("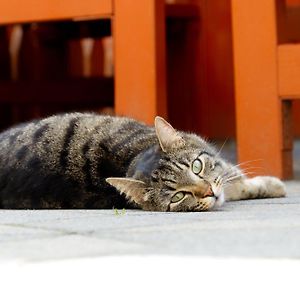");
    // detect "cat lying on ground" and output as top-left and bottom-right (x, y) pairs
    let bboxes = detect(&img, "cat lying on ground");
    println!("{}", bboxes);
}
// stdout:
(0, 113), (285, 211)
